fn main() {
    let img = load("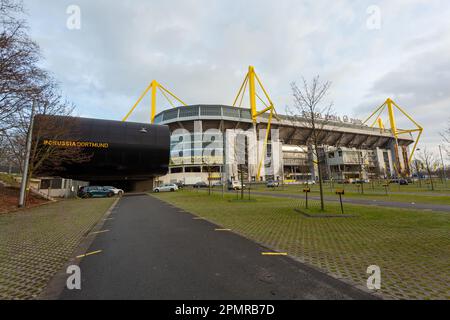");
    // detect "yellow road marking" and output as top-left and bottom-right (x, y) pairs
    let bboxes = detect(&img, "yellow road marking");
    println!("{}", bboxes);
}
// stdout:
(215, 228), (232, 231)
(76, 250), (102, 259)
(261, 252), (288, 256)
(90, 229), (110, 235)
